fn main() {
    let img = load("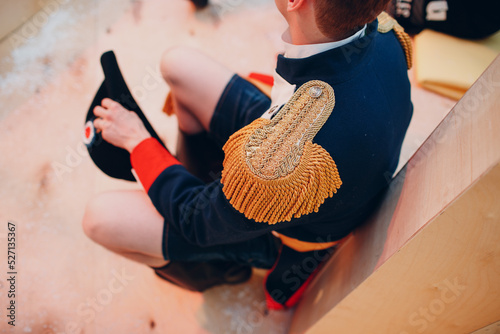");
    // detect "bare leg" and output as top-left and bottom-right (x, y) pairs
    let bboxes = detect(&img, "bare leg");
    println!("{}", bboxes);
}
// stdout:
(82, 190), (254, 290)
(83, 48), (235, 267)
(160, 46), (235, 134)
(82, 190), (168, 268)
